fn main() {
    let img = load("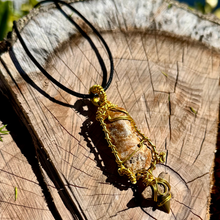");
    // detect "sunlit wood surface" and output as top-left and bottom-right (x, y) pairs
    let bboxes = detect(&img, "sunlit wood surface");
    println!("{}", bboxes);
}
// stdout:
(0, 0), (220, 219)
